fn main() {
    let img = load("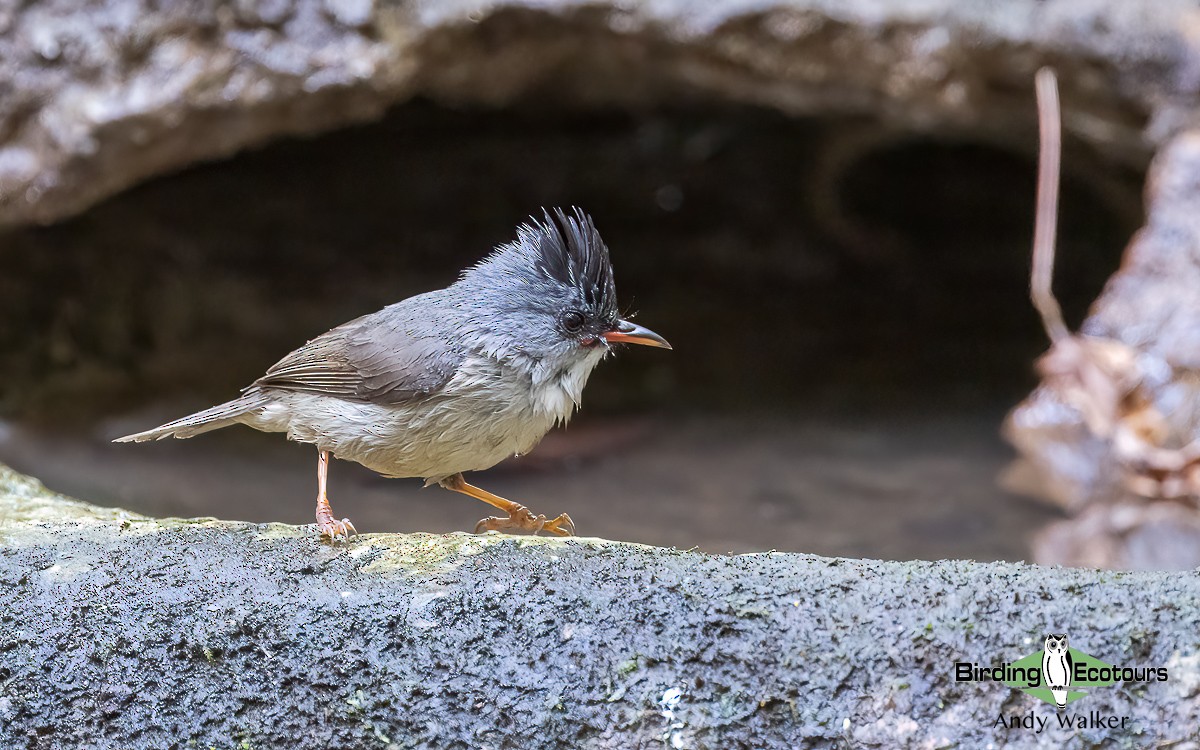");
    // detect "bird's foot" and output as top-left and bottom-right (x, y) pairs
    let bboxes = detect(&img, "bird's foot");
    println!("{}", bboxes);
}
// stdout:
(315, 505), (356, 542)
(474, 505), (575, 537)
